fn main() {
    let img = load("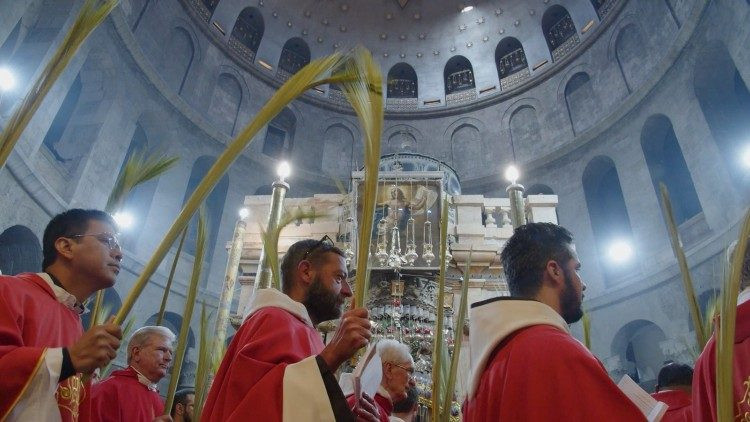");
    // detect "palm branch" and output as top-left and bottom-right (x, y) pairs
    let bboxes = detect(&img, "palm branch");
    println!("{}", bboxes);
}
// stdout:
(431, 198), (450, 421)
(442, 249), (472, 421)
